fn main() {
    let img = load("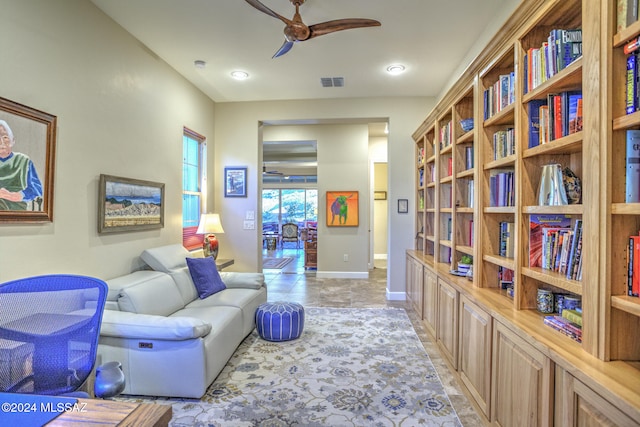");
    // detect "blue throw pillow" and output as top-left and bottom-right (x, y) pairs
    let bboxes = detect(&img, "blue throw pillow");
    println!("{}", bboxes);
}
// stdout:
(186, 257), (226, 299)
